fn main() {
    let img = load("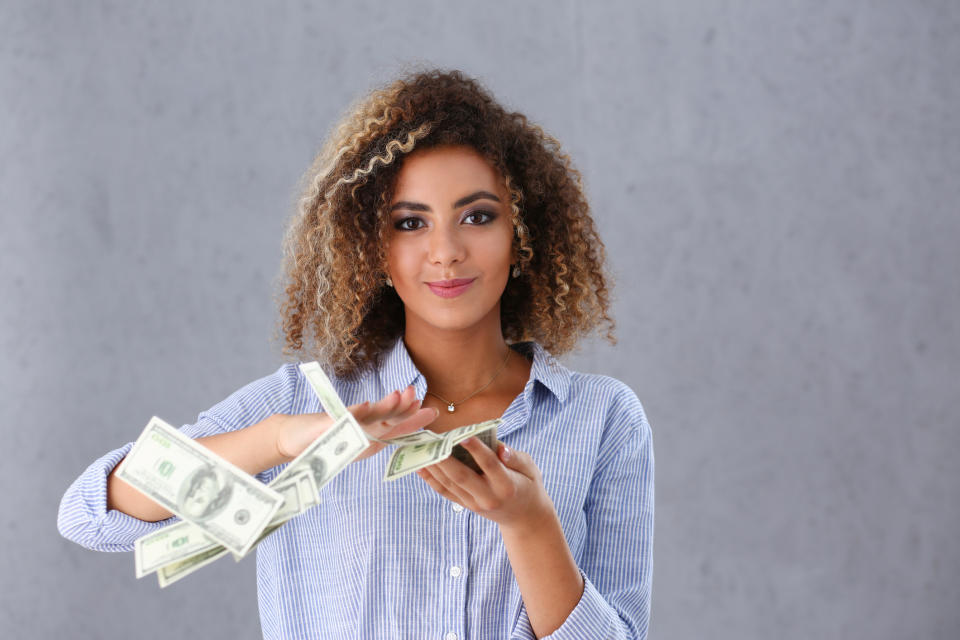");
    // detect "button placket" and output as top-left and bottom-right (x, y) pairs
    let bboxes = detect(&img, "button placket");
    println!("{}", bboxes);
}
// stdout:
(442, 490), (468, 640)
